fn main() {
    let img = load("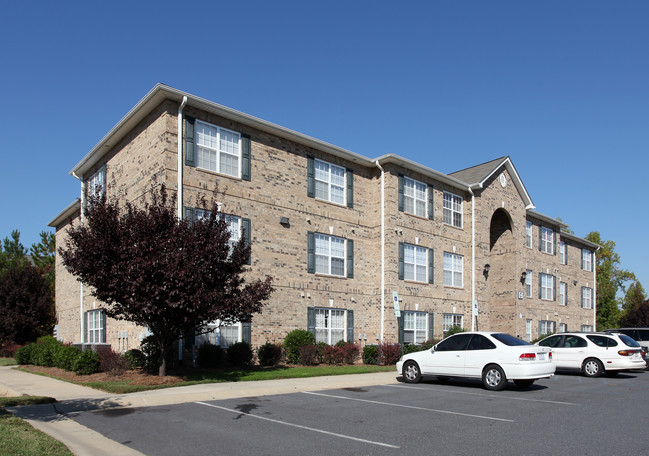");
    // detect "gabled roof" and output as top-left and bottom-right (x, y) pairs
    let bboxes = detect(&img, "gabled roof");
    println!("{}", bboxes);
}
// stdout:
(48, 198), (81, 228)
(449, 156), (535, 209)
